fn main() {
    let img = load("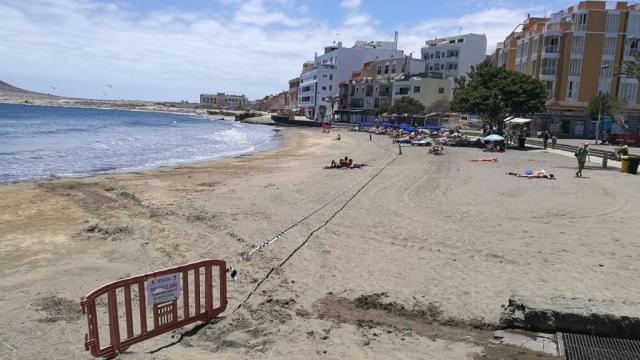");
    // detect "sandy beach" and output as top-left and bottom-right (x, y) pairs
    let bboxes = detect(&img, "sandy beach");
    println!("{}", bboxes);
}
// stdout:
(1, 128), (639, 359)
